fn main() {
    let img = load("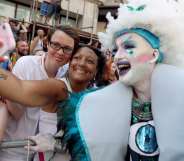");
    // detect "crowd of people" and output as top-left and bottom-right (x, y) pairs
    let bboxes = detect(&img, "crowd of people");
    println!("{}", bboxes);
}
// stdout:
(0, 15), (117, 161)
(1, 0), (184, 161)
(0, 17), (117, 82)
